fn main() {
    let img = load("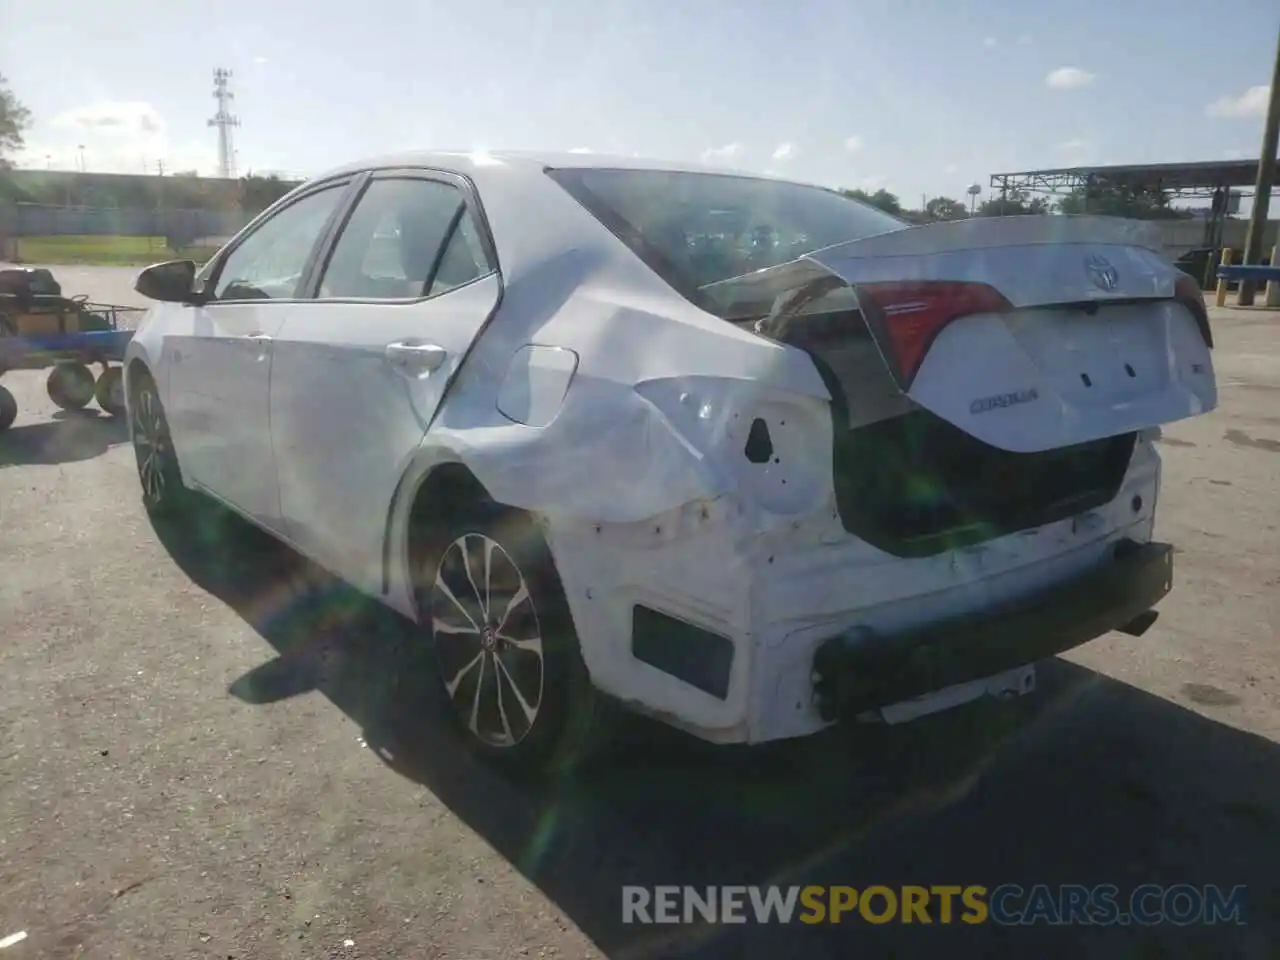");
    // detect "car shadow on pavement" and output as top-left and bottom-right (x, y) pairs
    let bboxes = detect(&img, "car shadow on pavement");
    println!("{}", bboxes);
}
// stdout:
(154, 505), (1280, 960)
(0, 409), (129, 467)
